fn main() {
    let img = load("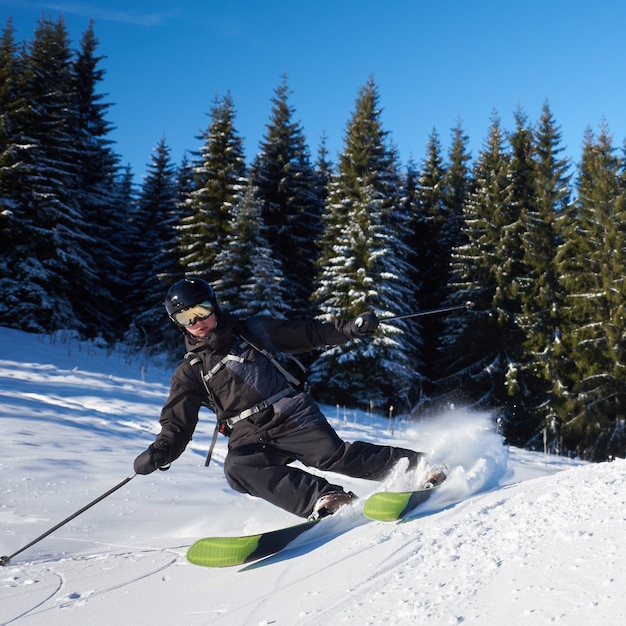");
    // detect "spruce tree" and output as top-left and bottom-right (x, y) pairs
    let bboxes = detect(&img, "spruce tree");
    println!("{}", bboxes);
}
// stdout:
(315, 132), (333, 206)
(442, 122), (473, 256)
(0, 16), (90, 332)
(124, 138), (183, 353)
(0, 20), (24, 280)
(175, 153), (195, 204)
(495, 108), (546, 444)
(518, 102), (571, 449)
(400, 157), (422, 314)
(429, 123), (473, 401)
(438, 113), (513, 413)
(395, 158), (428, 408)
(411, 130), (450, 382)
(69, 21), (126, 340)
(213, 181), (288, 318)
(311, 77), (420, 412)
(110, 164), (138, 333)
(178, 93), (247, 284)
(251, 75), (324, 316)
(555, 124), (626, 459)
